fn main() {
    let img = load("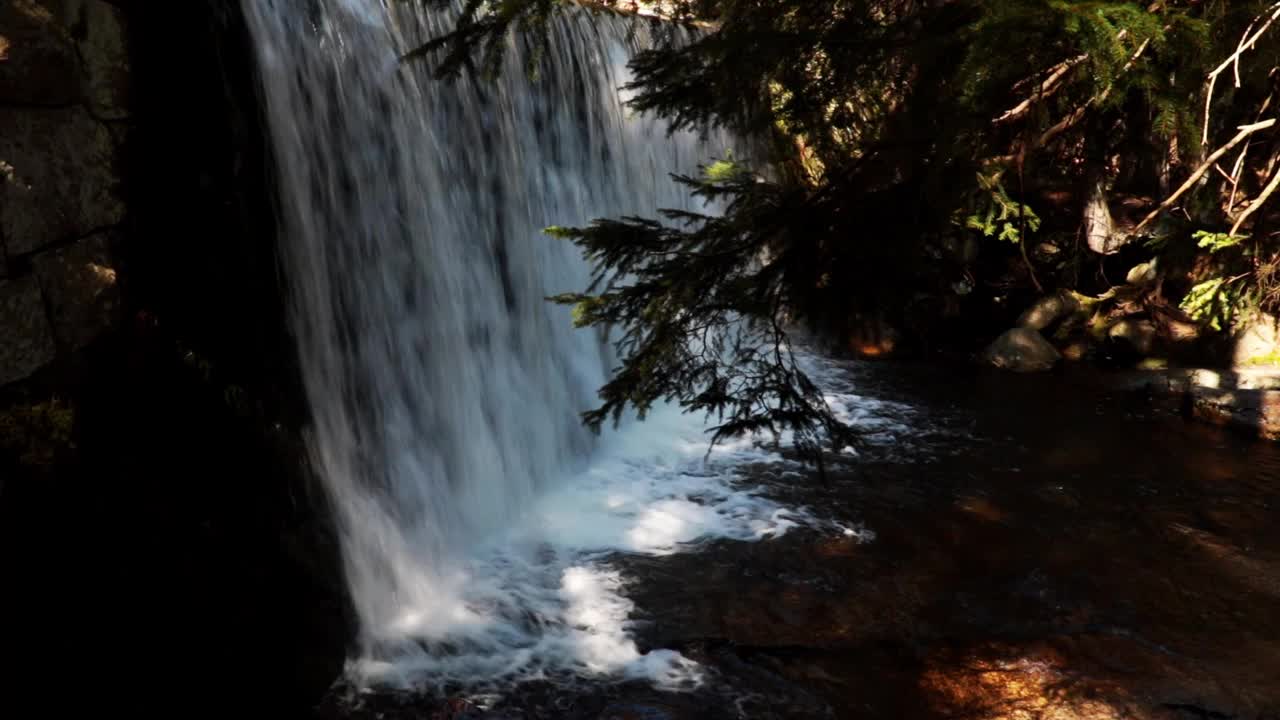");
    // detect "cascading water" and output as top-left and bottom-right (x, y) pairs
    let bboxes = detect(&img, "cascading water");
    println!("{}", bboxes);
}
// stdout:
(244, 0), (815, 694)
